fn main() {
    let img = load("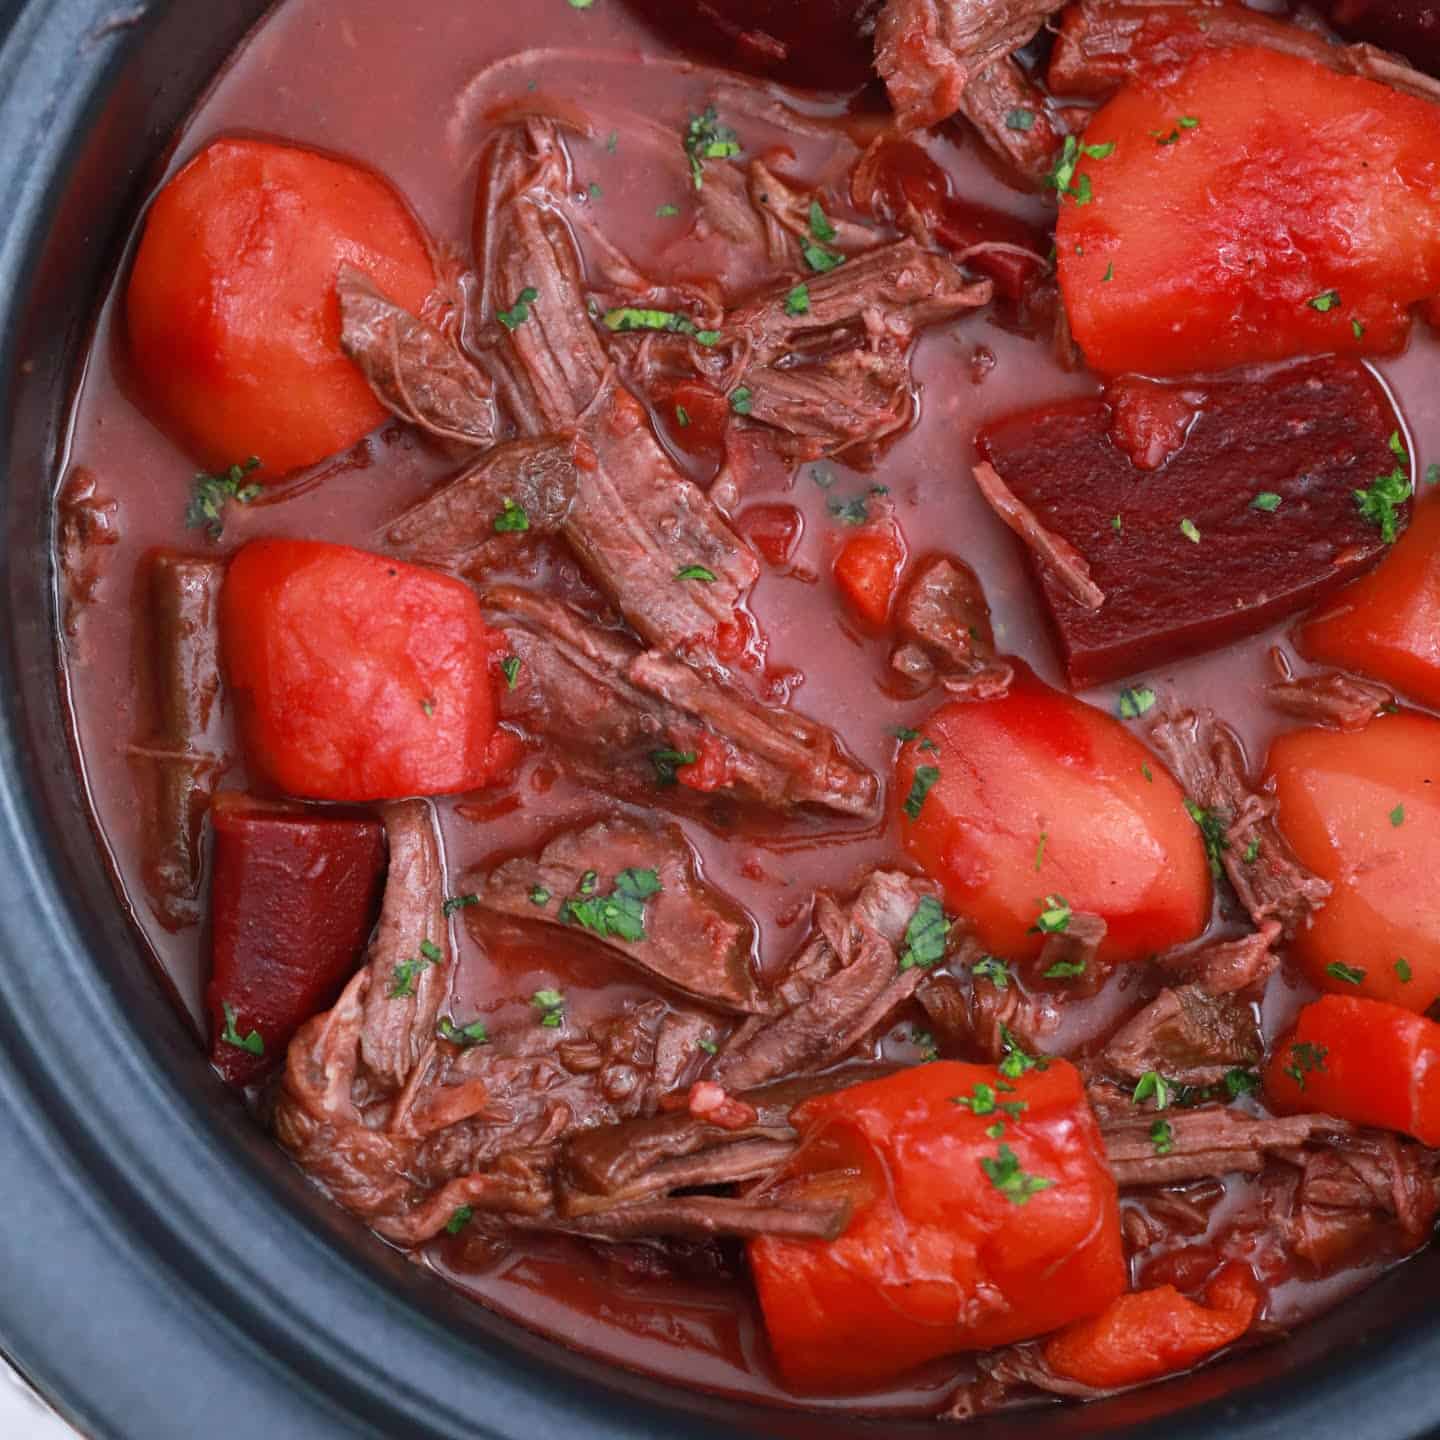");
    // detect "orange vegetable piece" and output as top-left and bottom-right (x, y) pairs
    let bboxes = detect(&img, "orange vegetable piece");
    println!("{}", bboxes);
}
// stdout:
(1298, 501), (1440, 712)
(1043, 1263), (1259, 1388)
(897, 675), (1210, 964)
(834, 522), (906, 625)
(749, 1060), (1124, 1393)
(128, 138), (435, 475)
(1266, 713), (1440, 1009)
(221, 539), (517, 802)
(1264, 994), (1440, 1146)
(1057, 46), (1440, 376)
